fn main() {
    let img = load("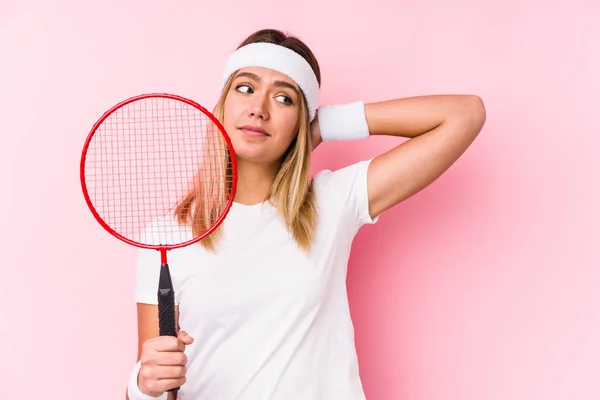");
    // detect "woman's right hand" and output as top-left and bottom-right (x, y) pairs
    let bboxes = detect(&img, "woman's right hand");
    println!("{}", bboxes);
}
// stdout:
(137, 330), (194, 397)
